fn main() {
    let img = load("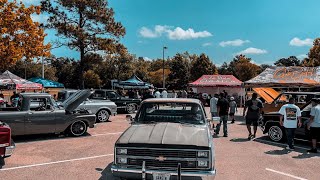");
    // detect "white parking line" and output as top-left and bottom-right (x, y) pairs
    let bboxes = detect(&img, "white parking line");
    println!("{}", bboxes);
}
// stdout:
(254, 139), (309, 150)
(266, 168), (308, 180)
(0, 154), (114, 171)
